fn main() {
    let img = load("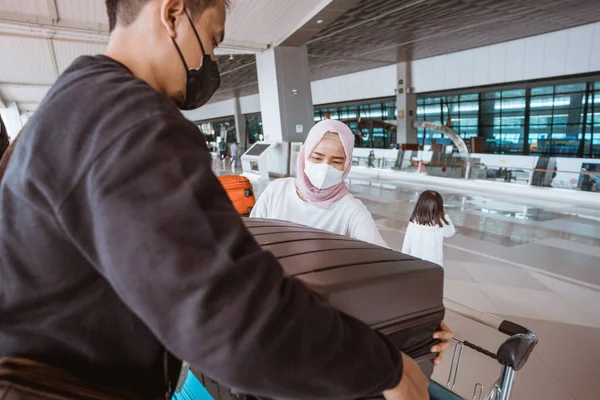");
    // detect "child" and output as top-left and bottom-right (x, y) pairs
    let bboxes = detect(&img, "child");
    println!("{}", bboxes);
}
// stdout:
(402, 190), (455, 266)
